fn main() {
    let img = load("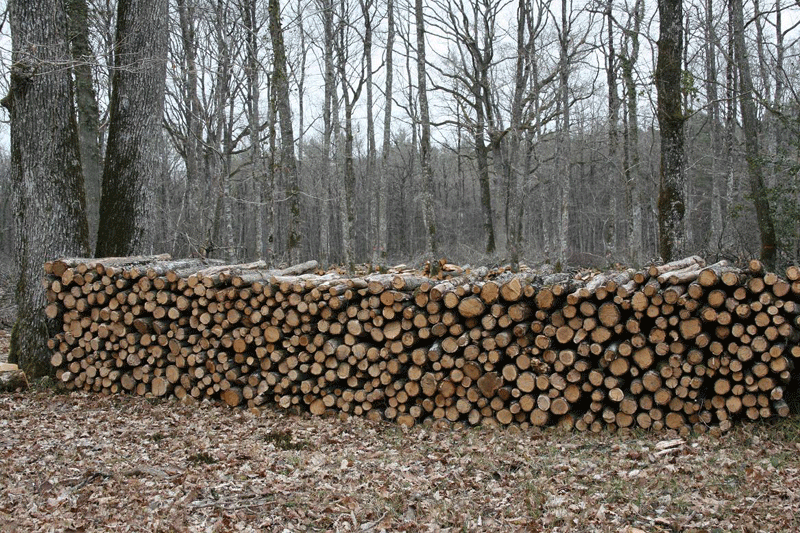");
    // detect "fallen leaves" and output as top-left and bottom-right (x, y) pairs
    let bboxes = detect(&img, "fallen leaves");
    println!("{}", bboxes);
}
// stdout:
(0, 390), (799, 532)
